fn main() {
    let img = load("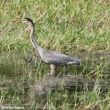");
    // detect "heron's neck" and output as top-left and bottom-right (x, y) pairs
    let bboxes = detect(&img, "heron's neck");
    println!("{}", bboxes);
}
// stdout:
(30, 26), (41, 52)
